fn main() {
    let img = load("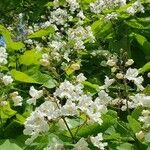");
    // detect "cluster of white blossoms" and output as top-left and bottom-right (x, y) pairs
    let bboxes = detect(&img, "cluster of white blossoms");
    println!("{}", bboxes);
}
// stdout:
(24, 73), (109, 145)
(105, 12), (118, 21)
(0, 47), (8, 65)
(126, 1), (144, 15)
(90, 0), (126, 14)
(66, 0), (80, 12)
(27, 86), (43, 105)
(24, 0), (95, 66)
(67, 26), (95, 50)
(136, 109), (150, 143)
(90, 0), (144, 18)
(50, 8), (68, 25)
